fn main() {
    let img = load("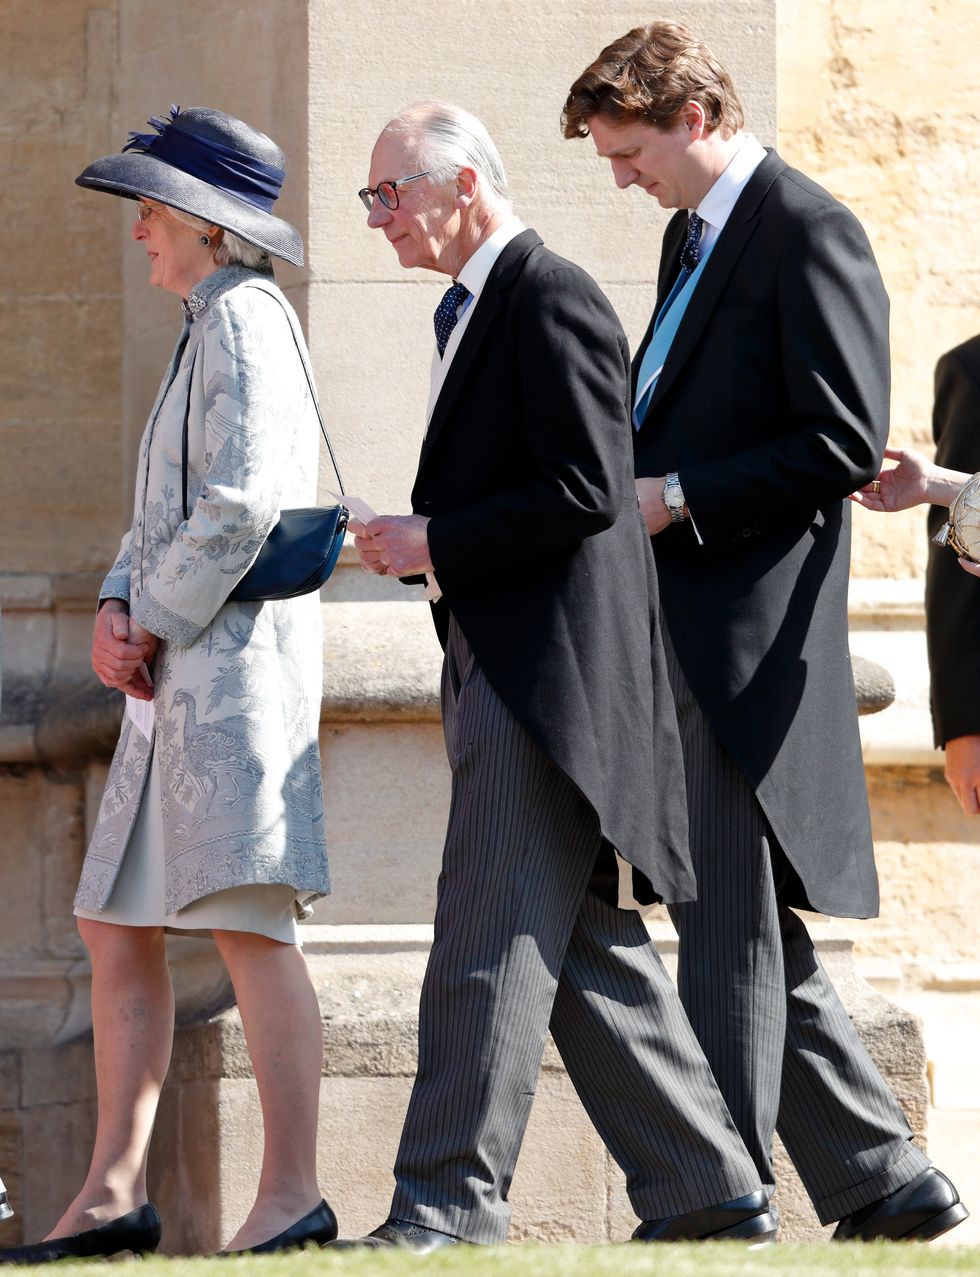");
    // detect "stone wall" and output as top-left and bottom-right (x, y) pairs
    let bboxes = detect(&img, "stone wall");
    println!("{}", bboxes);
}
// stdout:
(0, 1), (123, 574)
(108, 0), (310, 498)
(777, 1), (979, 989)
(0, 930), (928, 1251)
(778, 0), (980, 580)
